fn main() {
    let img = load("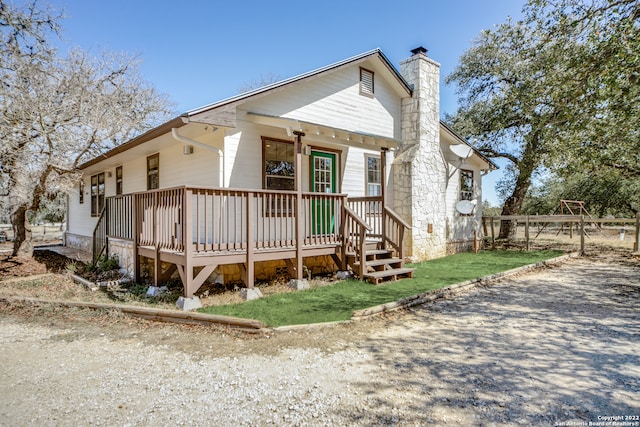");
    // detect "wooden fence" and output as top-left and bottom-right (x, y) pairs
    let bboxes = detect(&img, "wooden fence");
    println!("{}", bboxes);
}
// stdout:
(483, 214), (640, 253)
